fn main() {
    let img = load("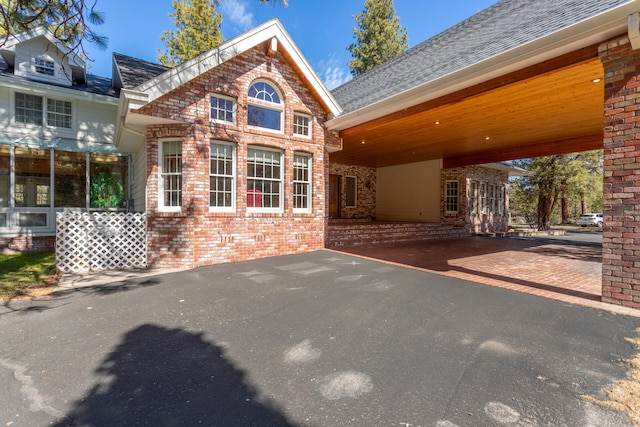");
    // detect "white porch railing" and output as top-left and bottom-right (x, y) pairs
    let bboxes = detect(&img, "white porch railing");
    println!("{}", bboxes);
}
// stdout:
(56, 211), (147, 273)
